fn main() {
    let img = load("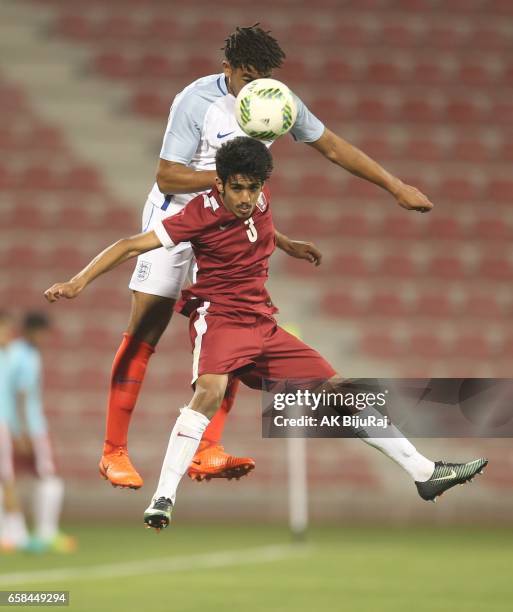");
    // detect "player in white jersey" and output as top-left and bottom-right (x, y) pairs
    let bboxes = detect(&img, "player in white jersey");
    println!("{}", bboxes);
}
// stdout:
(100, 24), (433, 490)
